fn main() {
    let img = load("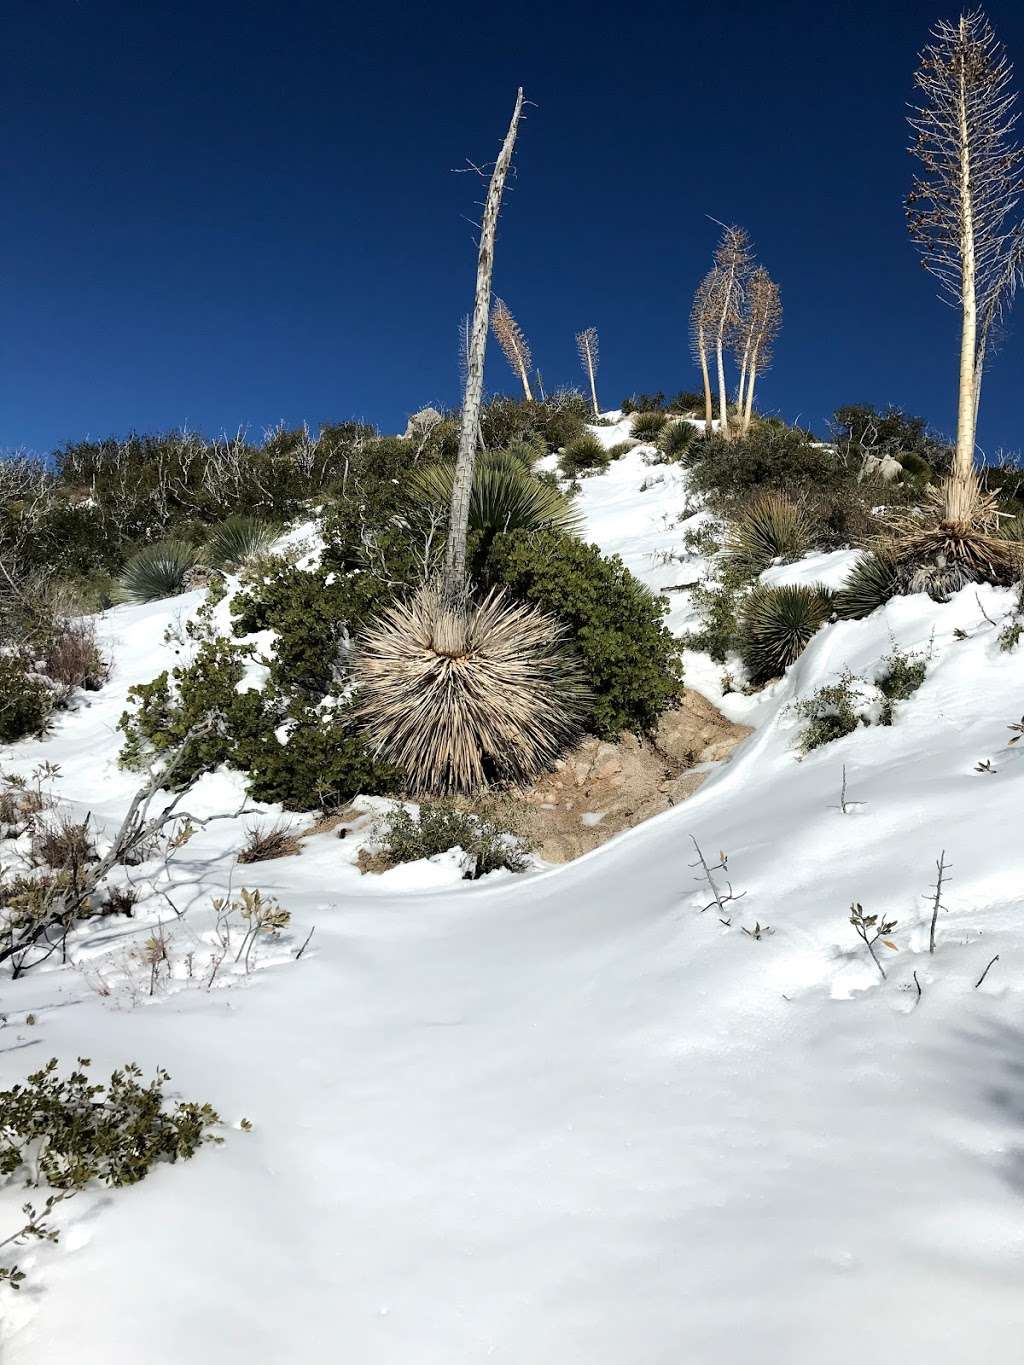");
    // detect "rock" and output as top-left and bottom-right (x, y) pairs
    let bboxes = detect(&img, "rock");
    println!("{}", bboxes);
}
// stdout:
(403, 406), (443, 439)
(862, 453), (903, 483)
